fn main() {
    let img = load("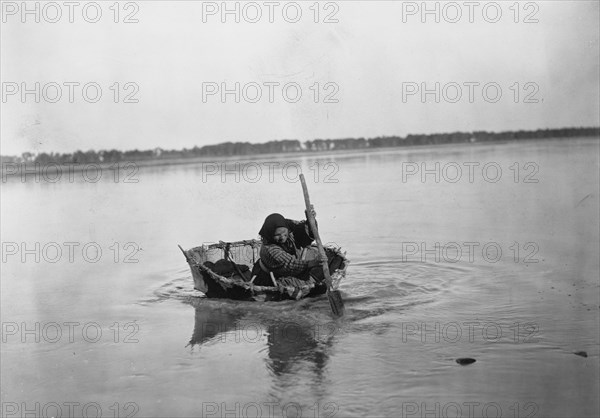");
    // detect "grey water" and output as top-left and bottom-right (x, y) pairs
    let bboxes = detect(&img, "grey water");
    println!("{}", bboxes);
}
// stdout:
(1, 138), (598, 417)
